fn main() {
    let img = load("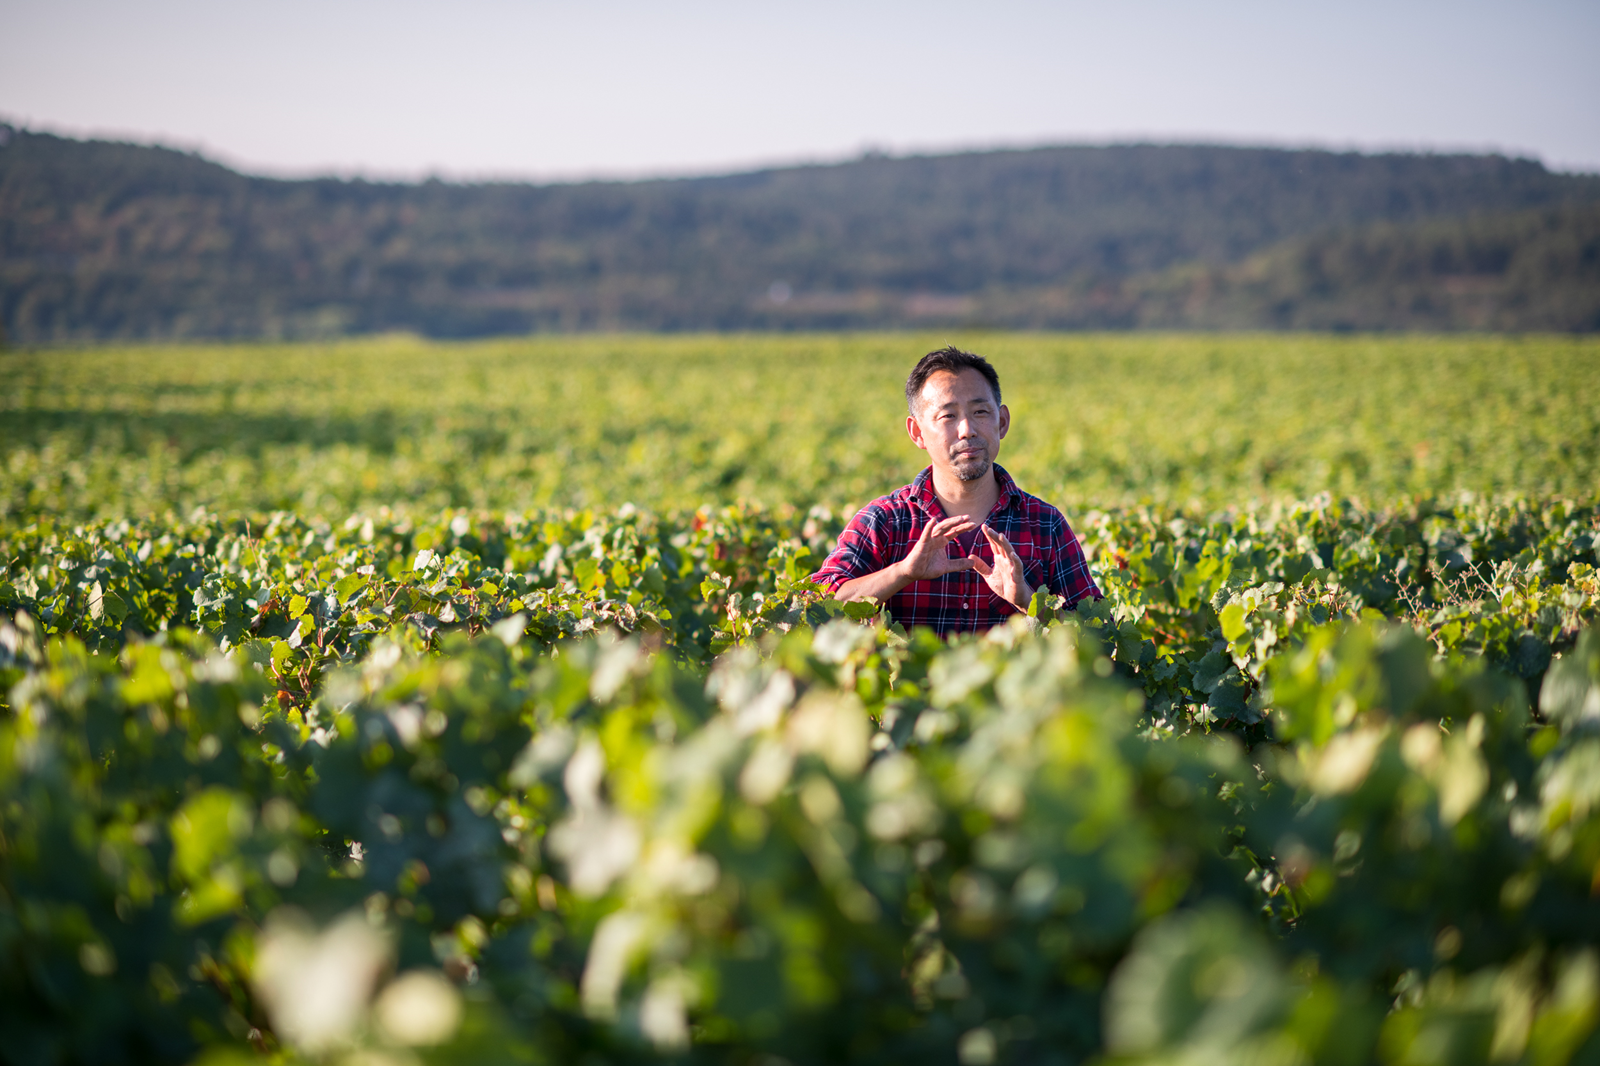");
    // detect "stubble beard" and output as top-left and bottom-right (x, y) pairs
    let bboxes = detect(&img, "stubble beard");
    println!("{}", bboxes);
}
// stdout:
(951, 448), (992, 482)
